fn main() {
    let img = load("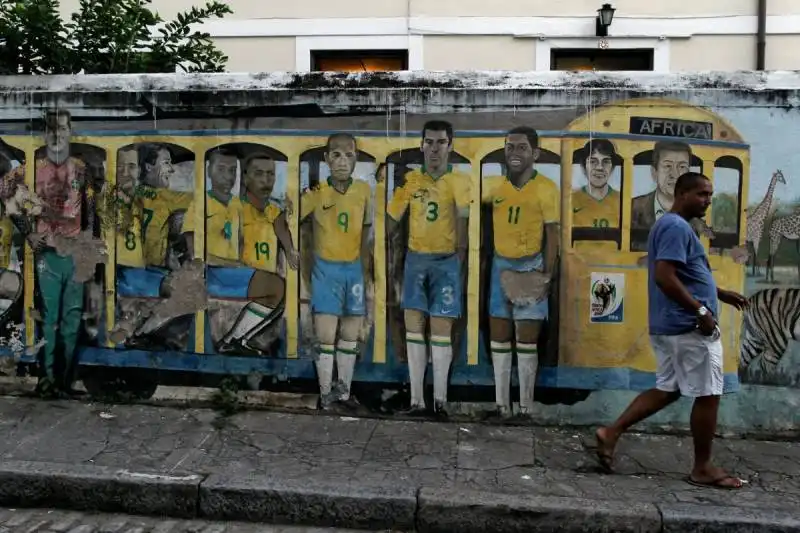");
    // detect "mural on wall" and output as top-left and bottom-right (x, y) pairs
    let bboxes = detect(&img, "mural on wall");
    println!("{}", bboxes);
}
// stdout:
(0, 87), (798, 408)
